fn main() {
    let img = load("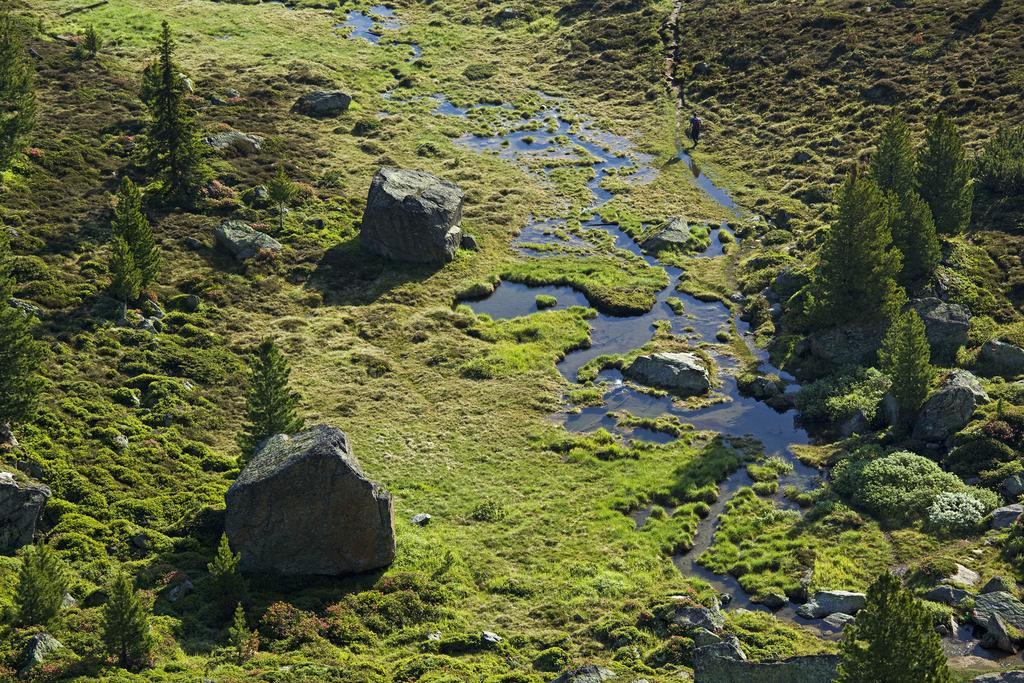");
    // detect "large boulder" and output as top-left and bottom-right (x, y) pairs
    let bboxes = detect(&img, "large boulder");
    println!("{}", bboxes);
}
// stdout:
(793, 322), (885, 379)
(0, 472), (50, 551)
(204, 130), (263, 156)
(797, 590), (866, 619)
(360, 167), (464, 264)
(925, 585), (972, 606)
(672, 603), (726, 632)
(292, 90), (352, 117)
(624, 352), (711, 396)
(991, 505), (1024, 529)
(551, 665), (617, 683)
(640, 217), (692, 254)
(971, 591), (1024, 652)
(913, 369), (988, 442)
(693, 652), (840, 683)
(214, 220), (283, 261)
(911, 297), (970, 362)
(225, 425), (396, 576)
(979, 340), (1024, 379)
